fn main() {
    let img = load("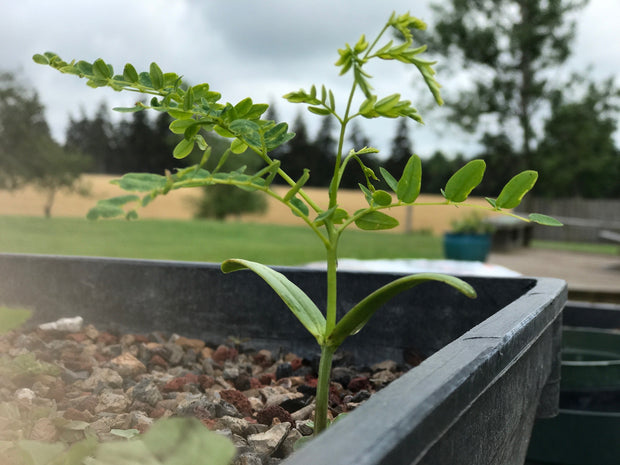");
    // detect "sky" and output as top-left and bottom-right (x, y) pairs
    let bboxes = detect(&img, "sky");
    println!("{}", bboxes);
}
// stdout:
(2, 0), (619, 160)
